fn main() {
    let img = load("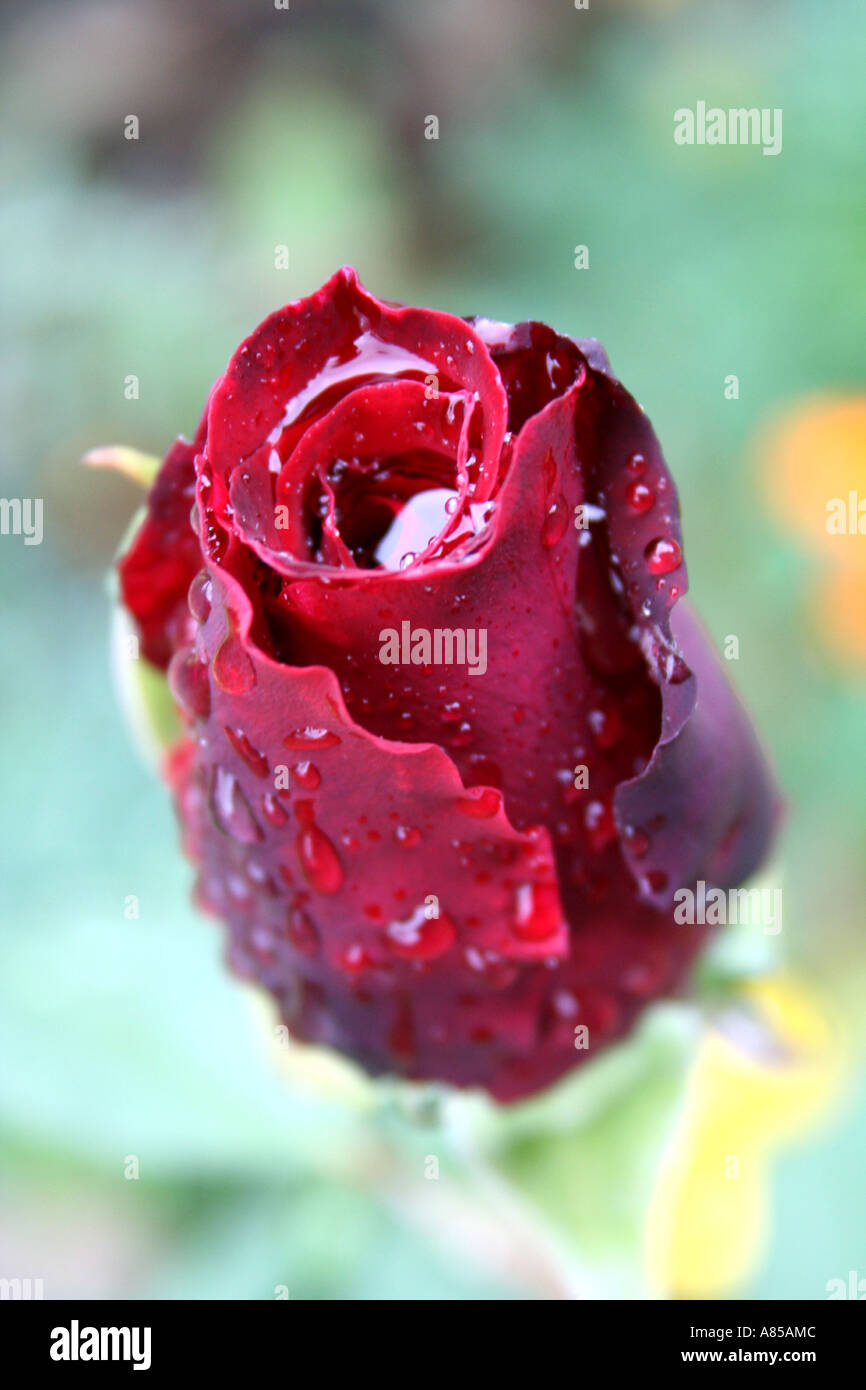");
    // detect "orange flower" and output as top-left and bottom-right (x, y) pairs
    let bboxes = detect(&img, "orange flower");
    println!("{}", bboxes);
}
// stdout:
(759, 396), (866, 666)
